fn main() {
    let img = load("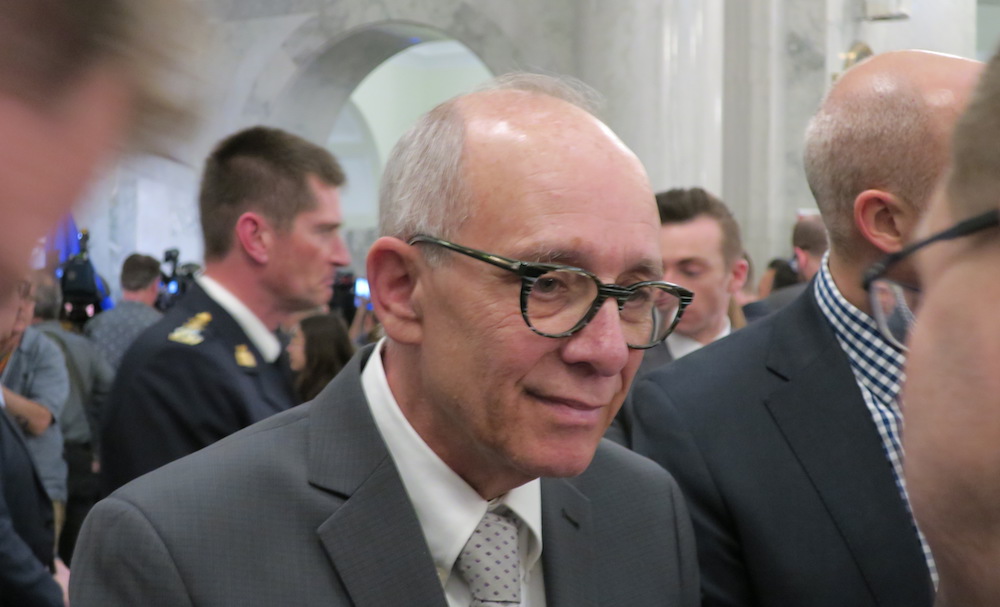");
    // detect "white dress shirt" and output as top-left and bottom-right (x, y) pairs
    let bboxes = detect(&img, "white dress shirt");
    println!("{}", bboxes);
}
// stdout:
(362, 338), (546, 606)
(666, 317), (731, 360)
